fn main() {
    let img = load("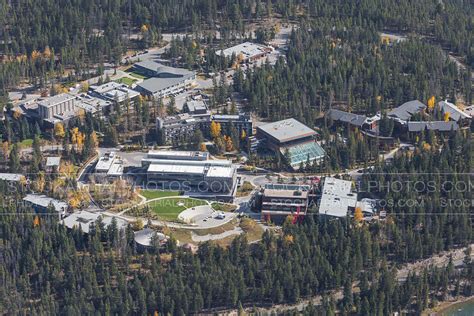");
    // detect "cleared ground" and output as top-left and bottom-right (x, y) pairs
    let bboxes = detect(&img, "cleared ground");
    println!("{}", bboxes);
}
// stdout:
(148, 197), (207, 221)
(140, 190), (180, 200)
